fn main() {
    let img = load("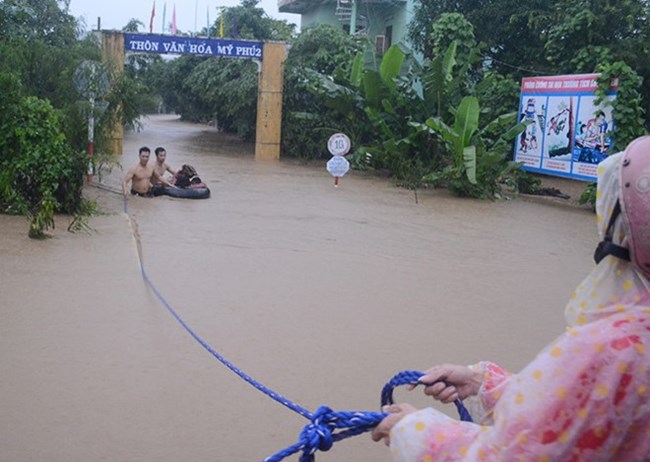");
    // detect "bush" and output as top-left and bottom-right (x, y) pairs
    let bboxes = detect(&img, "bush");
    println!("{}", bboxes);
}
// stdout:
(0, 74), (85, 238)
